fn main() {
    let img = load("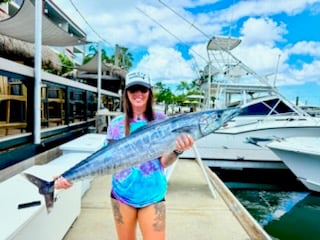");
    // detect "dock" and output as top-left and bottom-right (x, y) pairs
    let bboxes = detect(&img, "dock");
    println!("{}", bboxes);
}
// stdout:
(63, 159), (270, 240)
(0, 133), (270, 240)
